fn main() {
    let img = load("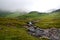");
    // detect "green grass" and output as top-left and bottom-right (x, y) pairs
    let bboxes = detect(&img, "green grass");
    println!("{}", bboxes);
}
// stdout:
(6, 12), (25, 18)
(35, 12), (60, 29)
(18, 12), (60, 29)
(0, 18), (49, 40)
(0, 25), (39, 40)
